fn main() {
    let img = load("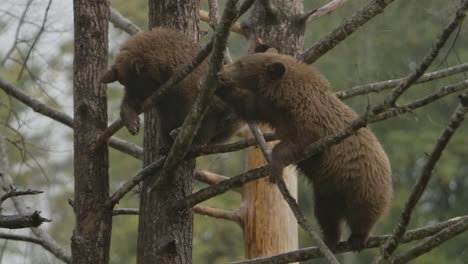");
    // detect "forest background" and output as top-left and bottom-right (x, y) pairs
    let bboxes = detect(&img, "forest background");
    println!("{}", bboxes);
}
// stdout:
(0, 0), (467, 263)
